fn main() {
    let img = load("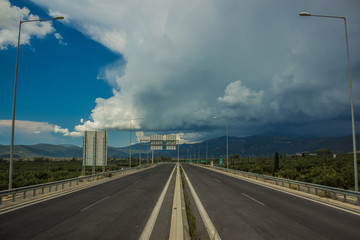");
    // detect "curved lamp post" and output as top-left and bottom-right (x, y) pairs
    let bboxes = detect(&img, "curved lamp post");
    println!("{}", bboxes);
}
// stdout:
(9, 16), (64, 189)
(299, 11), (358, 192)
